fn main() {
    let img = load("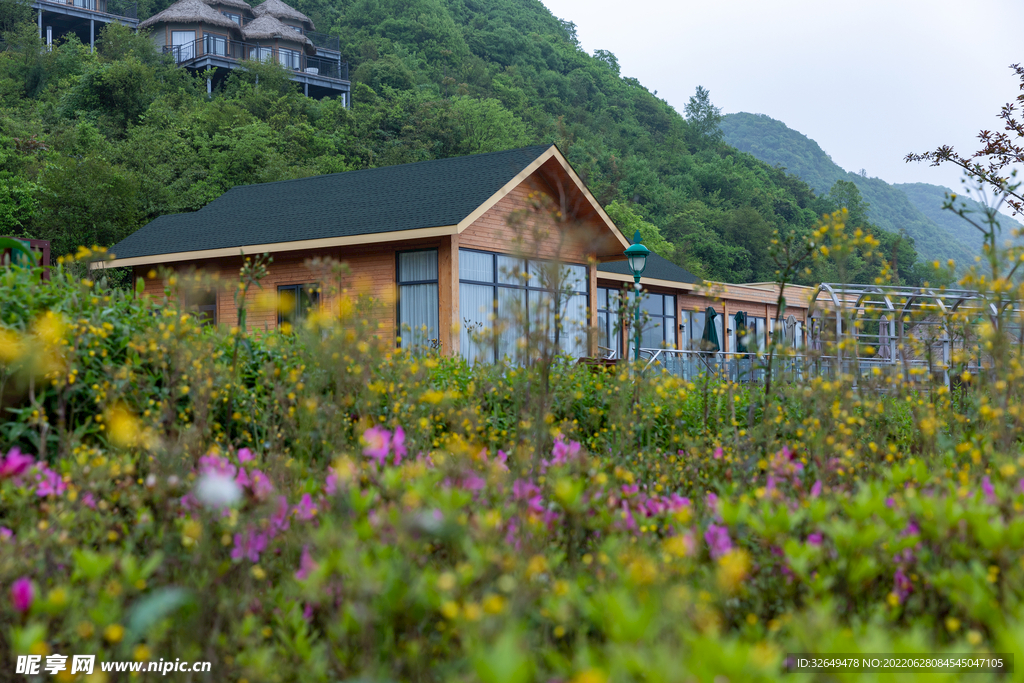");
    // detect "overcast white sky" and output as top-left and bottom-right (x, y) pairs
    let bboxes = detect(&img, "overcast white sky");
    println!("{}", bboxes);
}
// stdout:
(540, 0), (1024, 194)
